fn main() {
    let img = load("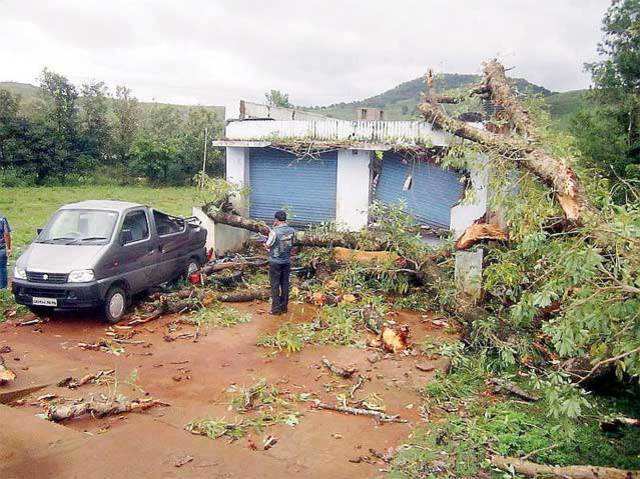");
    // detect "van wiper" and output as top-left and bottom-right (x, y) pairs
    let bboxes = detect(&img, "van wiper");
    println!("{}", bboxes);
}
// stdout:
(40, 237), (79, 244)
(79, 236), (108, 242)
